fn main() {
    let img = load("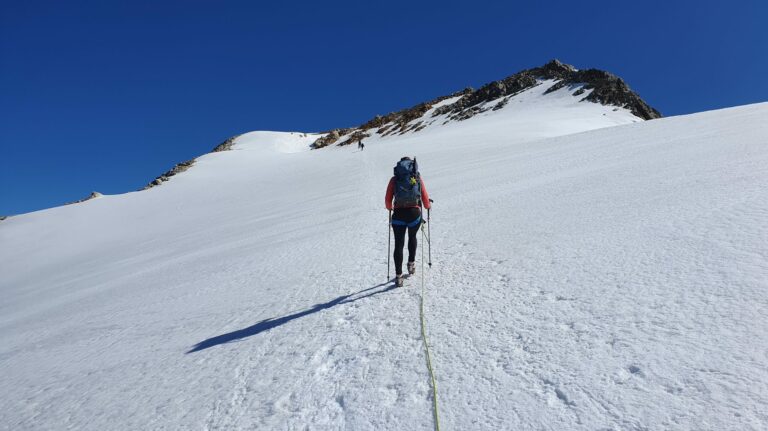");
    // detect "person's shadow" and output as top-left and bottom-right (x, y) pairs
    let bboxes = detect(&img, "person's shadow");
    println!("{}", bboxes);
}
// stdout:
(187, 281), (396, 353)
